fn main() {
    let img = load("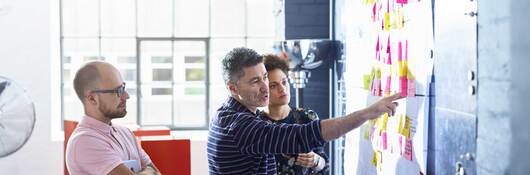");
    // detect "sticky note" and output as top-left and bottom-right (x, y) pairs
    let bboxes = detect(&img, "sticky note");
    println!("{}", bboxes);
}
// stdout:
(385, 76), (391, 95)
(404, 138), (413, 160)
(381, 131), (387, 150)
(376, 151), (382, 171)
(363, 74), (371, 90)
(402, 116), (411, 138)
(407, 79), (415, 97)
(397, 0), (408, 4)
(398, 135), (403, 155)
(364, 126), (370, 140)
(384, 12), (390, 31)
(400, 77), (408, 97)
(372, 151), (378, 166)
(397, 114), (403, 133)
